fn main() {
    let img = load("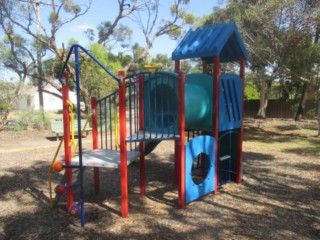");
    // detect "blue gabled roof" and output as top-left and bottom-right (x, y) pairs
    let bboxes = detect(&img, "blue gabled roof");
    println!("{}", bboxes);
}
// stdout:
(172, 20), (248, 63)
